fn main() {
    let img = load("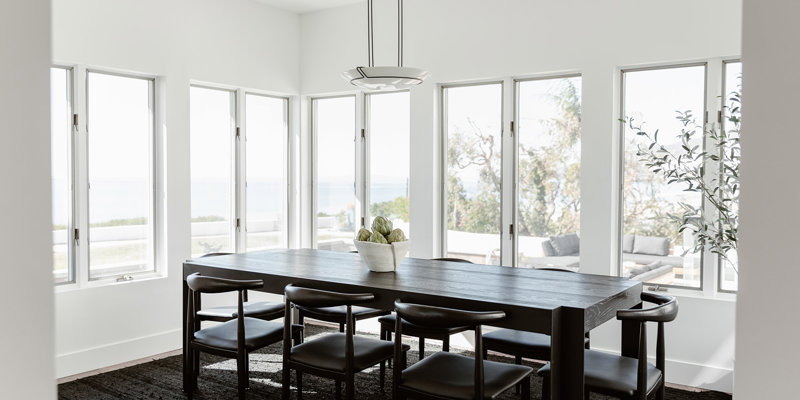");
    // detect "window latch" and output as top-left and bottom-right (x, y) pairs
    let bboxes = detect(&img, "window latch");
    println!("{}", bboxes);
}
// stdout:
(116, 275), (134, 282)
